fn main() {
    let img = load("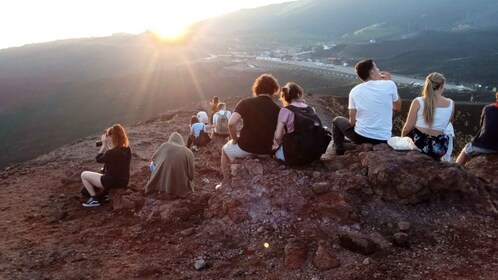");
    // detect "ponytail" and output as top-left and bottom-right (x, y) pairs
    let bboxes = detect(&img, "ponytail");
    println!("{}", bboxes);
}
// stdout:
(422, 72), (445, 127)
